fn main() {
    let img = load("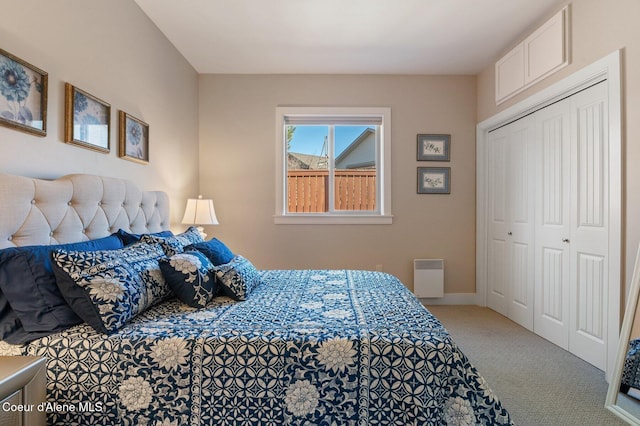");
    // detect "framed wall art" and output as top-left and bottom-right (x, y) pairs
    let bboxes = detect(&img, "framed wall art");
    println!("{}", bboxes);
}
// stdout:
(64, 83), (110, 152)
(0, 48), (48, 136)
(417, 167), (450, 194)
(417, 134), (450, 161)
(119, 111), (149, 164)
